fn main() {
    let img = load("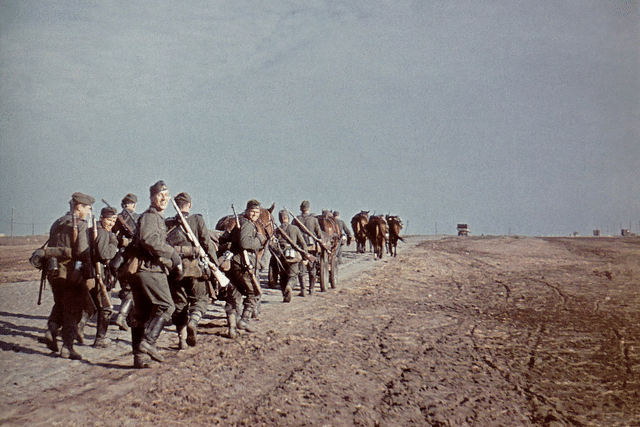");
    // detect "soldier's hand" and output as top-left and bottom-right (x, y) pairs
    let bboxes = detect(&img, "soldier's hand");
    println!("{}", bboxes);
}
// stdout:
(170, 251), (181, 270)
(121, 237), (131, 247)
